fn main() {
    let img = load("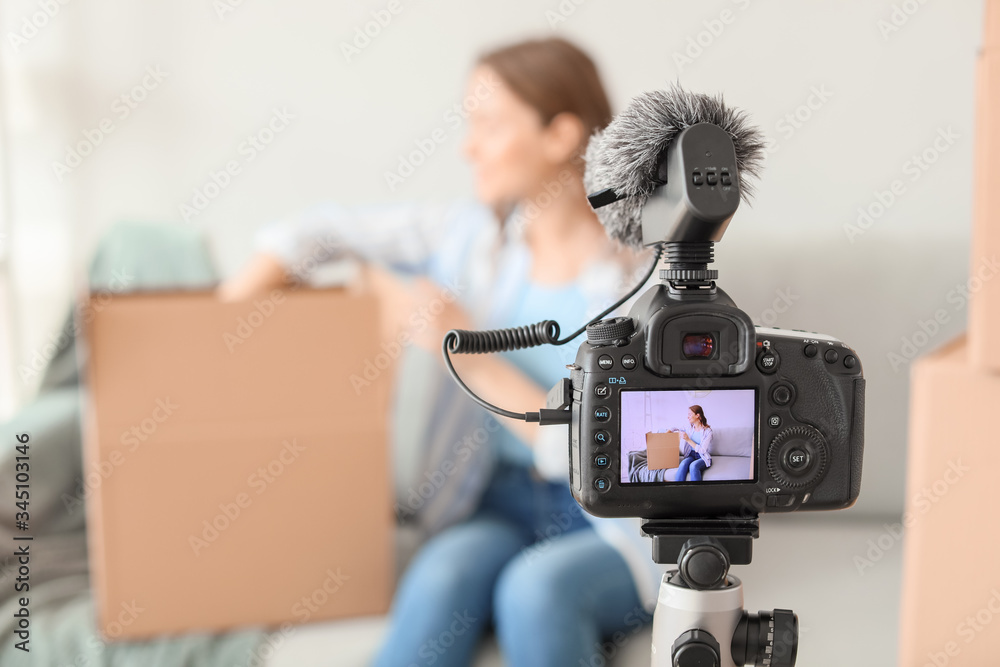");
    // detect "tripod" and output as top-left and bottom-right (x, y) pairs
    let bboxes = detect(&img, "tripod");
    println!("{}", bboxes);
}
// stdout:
(643, 517), (798, 667)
